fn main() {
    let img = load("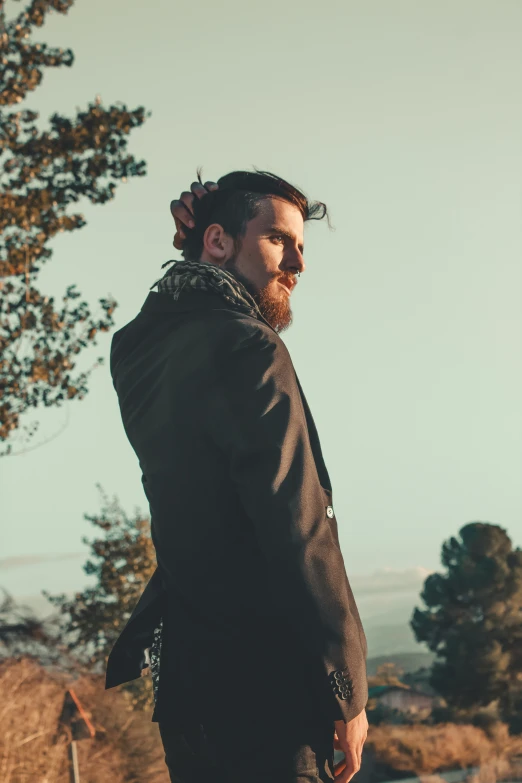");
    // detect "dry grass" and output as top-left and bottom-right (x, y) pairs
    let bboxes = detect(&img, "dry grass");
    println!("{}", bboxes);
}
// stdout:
(0, 656), (169, 783)
(367, 722), (522, 776)
(5, 655), (522, 782)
